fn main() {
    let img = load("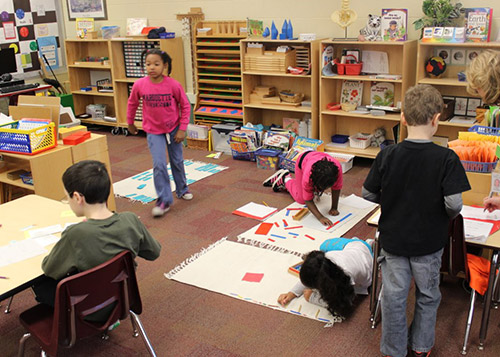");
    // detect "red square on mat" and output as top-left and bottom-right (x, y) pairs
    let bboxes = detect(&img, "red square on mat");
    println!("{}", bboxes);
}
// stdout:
(255, 222), (273, 235)
(242, 272), (264, 283)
